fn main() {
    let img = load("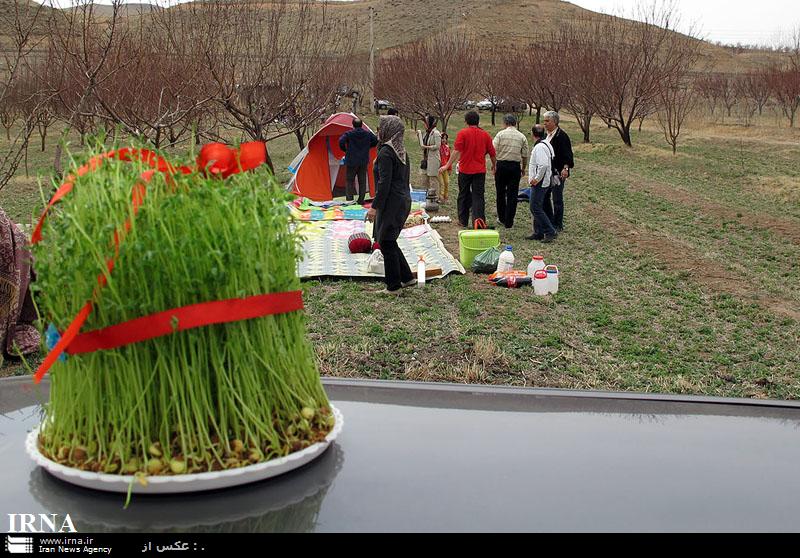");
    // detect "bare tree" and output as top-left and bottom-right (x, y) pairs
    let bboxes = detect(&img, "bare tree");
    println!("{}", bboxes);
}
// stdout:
(376, 33), (478, 133)
(0, 86), (20, 141)
(283, 55), (351, 149)
(187, 0), (354, 144)
(511, 40), (568, 124)
(88, 18), (214, 149)
(767, 64), (800, 127)
(694, 73), (720, 116)
(713, 73), (738, 119)
(766, 32), (800, 128)
(558, 27), (597, 143)
(582, 6), (701, 147)
(739, 69), (772, 117)
(476, 46), (509, 127)
(46, 0), (130, 176)
(656, 76), (696, 154)
(0, 0), (49, 190)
